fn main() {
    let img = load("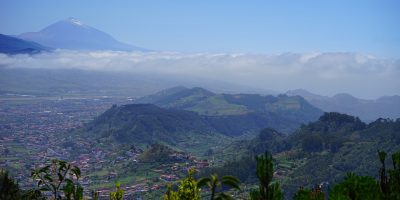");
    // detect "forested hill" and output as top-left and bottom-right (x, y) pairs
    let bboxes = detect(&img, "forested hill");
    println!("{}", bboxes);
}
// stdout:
(135, 87), (323, 133)
(84, 103), (215, 144)
(202, 112), (400, 198)
(80, 104), (229, 155)
(79, 103), (319, 155)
